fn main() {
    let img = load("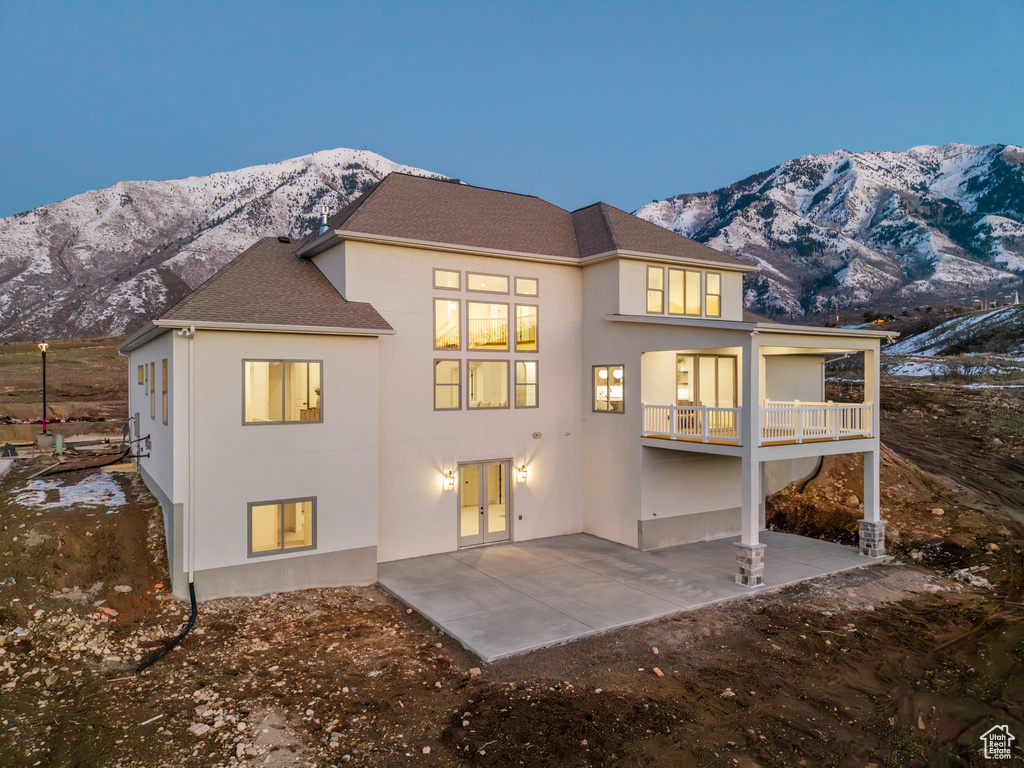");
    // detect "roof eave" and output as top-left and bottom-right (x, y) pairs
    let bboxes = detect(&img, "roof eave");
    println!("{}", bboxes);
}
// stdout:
(583, 249), (758, 272)
(151, 318), (395, 336)
(117, 322), (171, 355)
